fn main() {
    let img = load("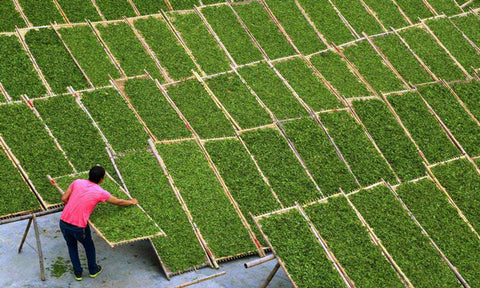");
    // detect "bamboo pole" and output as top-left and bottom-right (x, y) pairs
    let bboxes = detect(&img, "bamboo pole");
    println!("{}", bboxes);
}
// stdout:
(293, 0), (330, 48)
(123, 16), (172, 83)
(51, 0), (70, 24)
(0, 83), (12, 103)
(193, 6), (237, 68)
(385, 181), (470, 288)
(381, 93), (431, 165)
(424, 164), (480, 240)
(296, 204), (355, 288)
(169, 271), (226, 288)
(52, 24), (94, 89)
(363, 32), (410, 88)
(420, 20), (472, 79)
(192, 71), (241, 131)
(15, 27), (54, 96)
(148, 139), (217, 269)
(12, 0), (32, 27)
(331, 43), (378, 97)
(259, 0), (301, 55)
(109, 77), (158, 141)
(328, 0), (360, 39)
(250, 212), (299, 288)
(159, 10), (206, 77)
(127, 0), (141, 16)
(390, 27), (439, 82)
(86, 19), (127, 77)
(90, 0), (107, 21)
(344, 191), (414, 287)
(68, 86), (116, 155)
